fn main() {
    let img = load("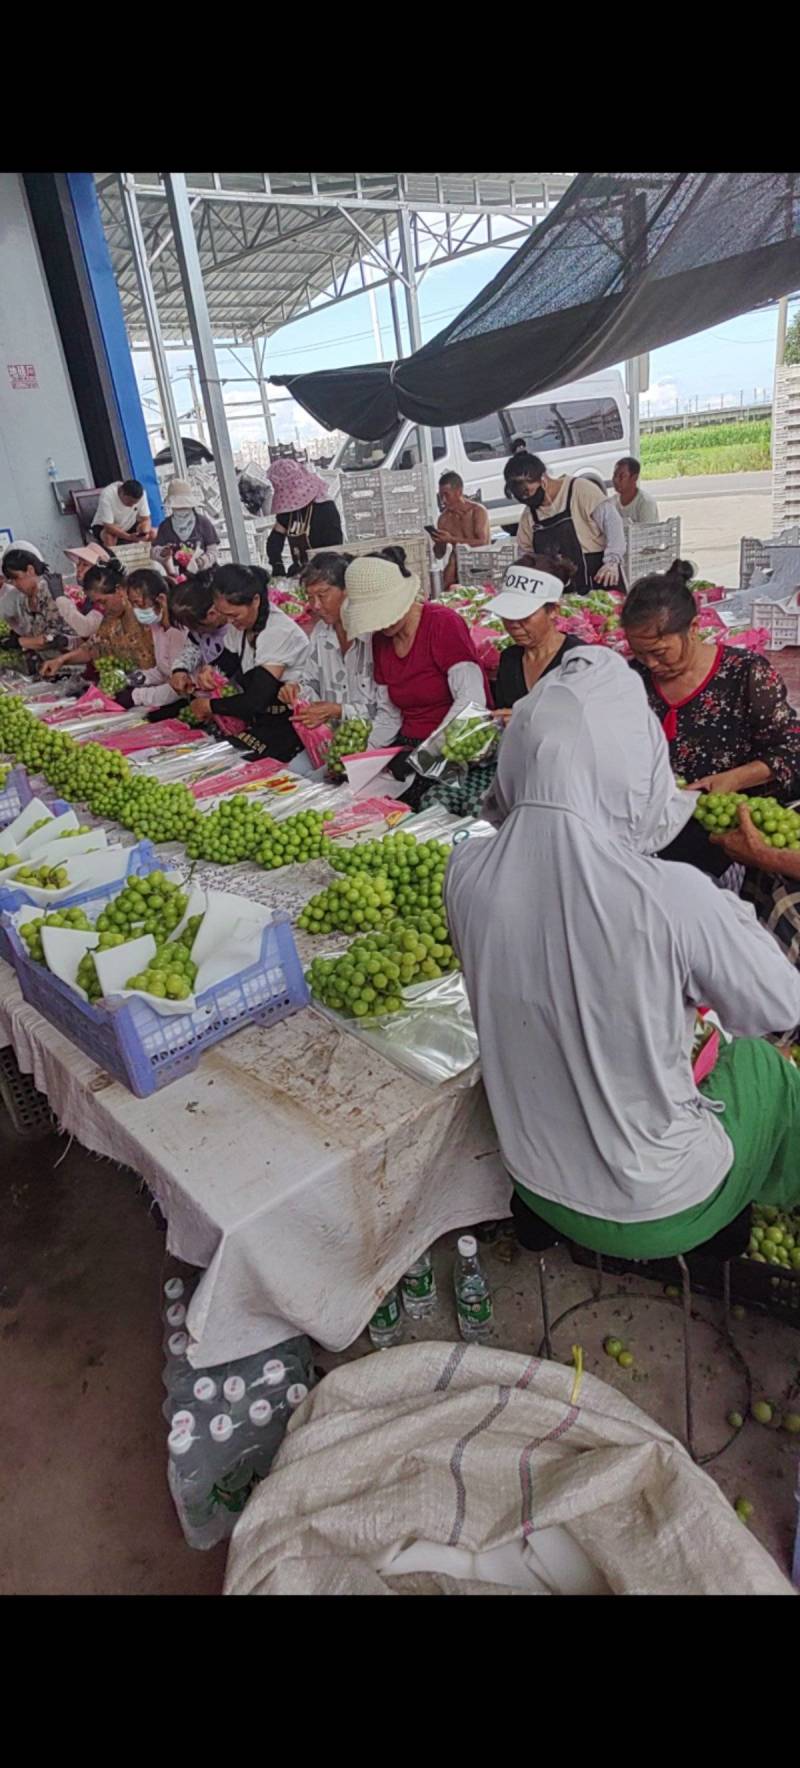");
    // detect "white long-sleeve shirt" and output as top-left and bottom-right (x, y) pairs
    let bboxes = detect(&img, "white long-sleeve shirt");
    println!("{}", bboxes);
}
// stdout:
(293, 620), (401, 748)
